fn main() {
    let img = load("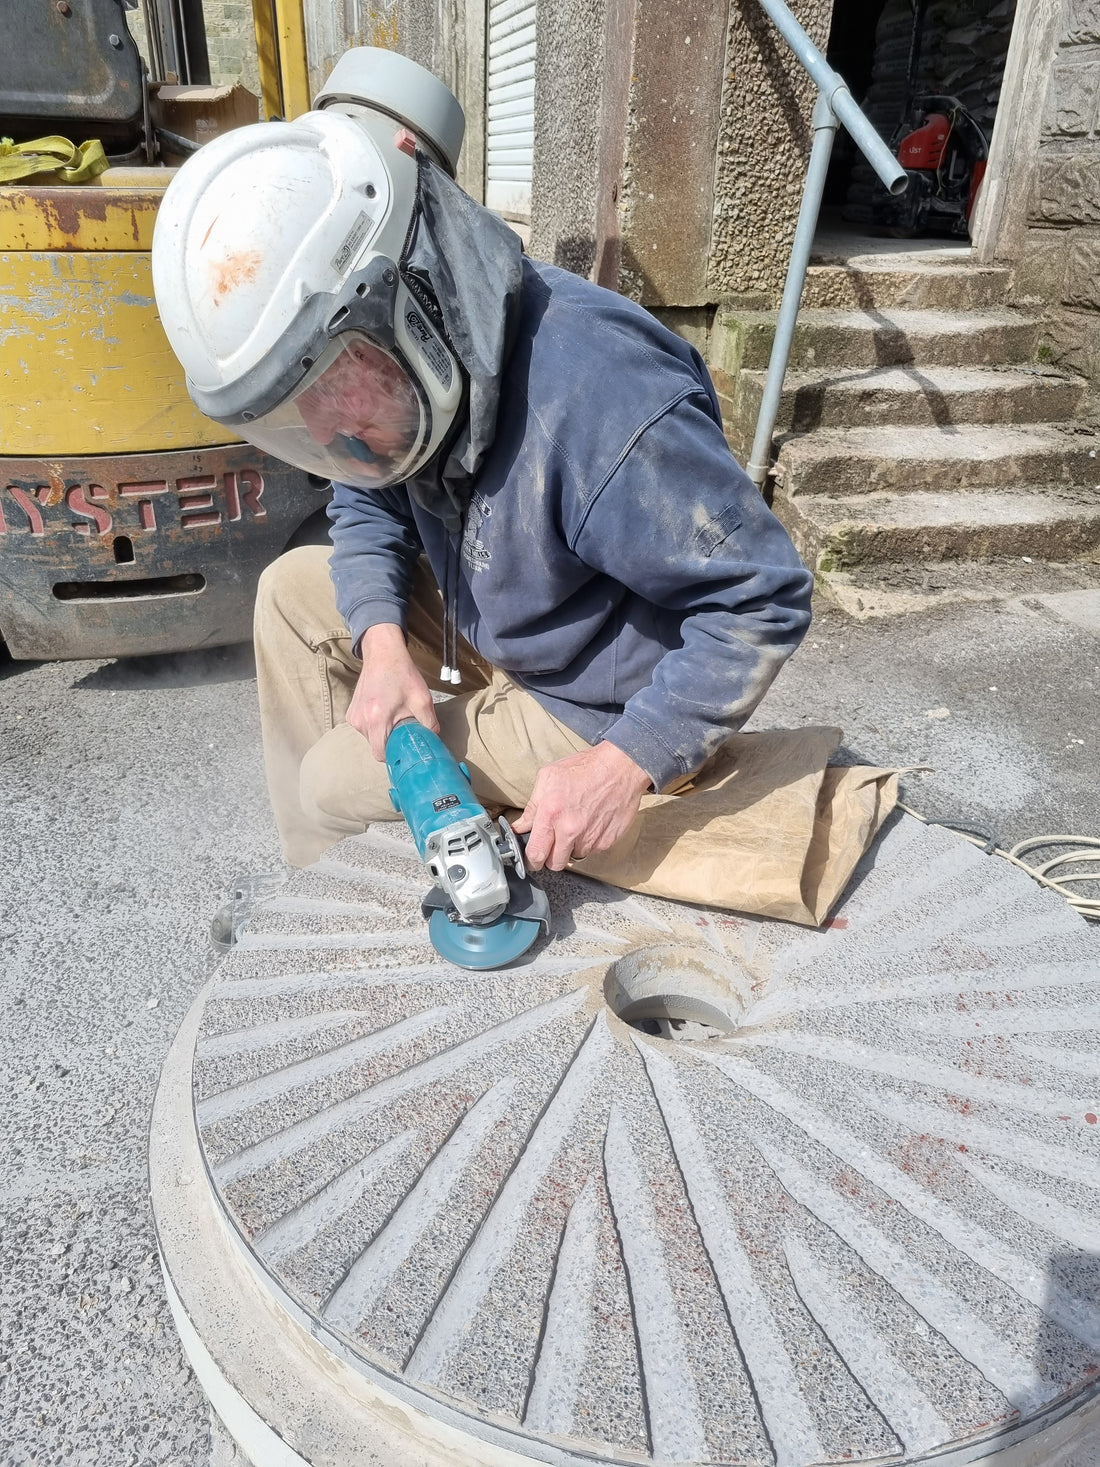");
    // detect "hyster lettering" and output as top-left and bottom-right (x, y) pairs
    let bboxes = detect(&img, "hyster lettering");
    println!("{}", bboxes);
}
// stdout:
(0, 470), (267, 536)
